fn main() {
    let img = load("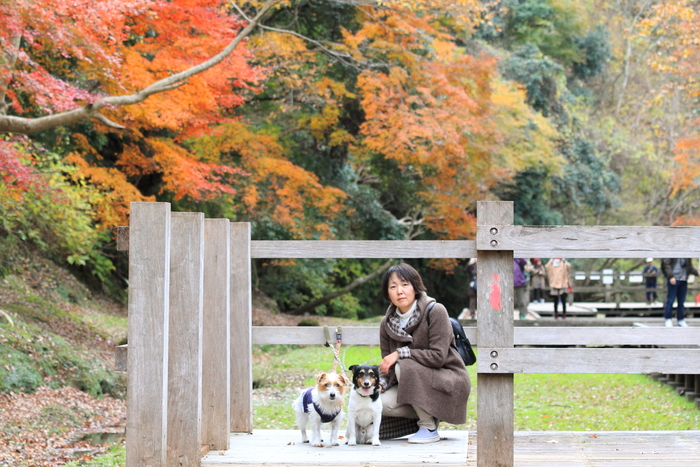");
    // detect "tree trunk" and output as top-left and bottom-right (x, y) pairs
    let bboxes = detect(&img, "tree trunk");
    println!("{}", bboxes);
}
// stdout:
(288, 259), (393, 315)
(0, 34), (21, 115)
